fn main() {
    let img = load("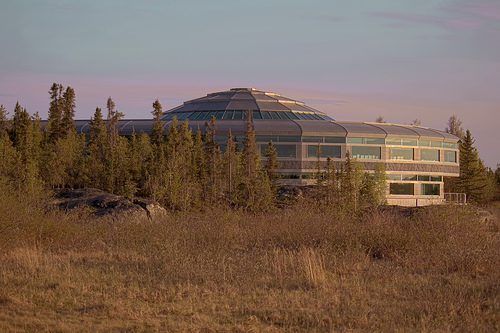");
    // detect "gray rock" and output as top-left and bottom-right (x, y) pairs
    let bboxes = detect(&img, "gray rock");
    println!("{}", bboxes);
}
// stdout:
(52, 188), (166, 221)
